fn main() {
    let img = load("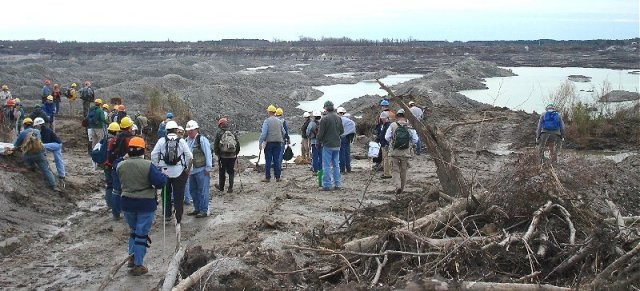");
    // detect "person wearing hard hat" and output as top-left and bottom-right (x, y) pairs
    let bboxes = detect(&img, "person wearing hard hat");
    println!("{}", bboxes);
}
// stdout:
(213, 118), (240, 194)
(379, 99), (395, 122)
(29, 104), (50, 129)
(157, 112), (173, 138)
(115, 137), (167, 276)
(102, 104), (112, 122)
(86, 98), (107, 153)
(66, 82), (78, 116)
(1, 84), (12, 100)
(306, 110), (323, 174)
(151, 120), (193, 224)
(43, 95), (56, 129)
(78, 81), (95, 117)
(52, 83), (63, 116)
(9, 118), (60, 192)
(258, 104), (286, 182)
(3, 98), (16, 126)
(102, 122), (122, 216)
(300, 112), (312, 162)
(184, 120), (213, 218)
(13, 99), (25, 132)
(408, 101), (424, 155)
(275, 107), (290, 167)
(374, 111), (392, 178)
(384, 109), (419, 194)
(41, 80), (51, 103)
(317, 101), (344, 191)
(33, 117), (66, 187)
(113, 105), (127, 123)
(337, 107), (356, 173)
